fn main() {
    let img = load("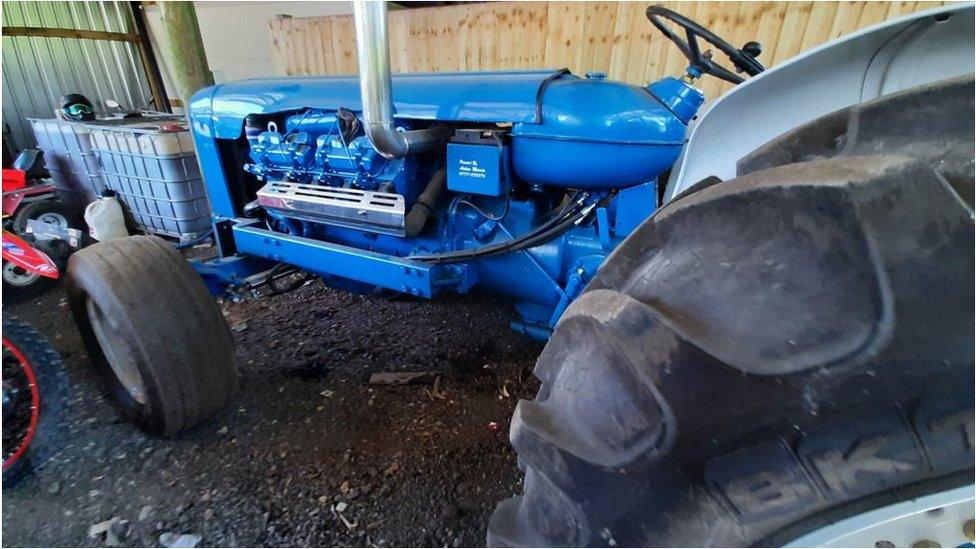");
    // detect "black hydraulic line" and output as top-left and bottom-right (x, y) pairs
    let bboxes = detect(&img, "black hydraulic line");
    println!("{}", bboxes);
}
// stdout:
(419, 207), (589, 264)
(410, 191), (593, 264)
(504, 205), (593, 252)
